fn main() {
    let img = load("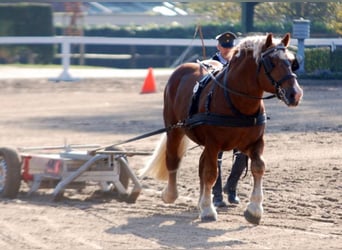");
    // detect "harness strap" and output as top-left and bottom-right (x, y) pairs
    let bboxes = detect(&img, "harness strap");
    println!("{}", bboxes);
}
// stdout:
(223, 67), (244, 117)
(197, 59), (276, 100)
(89, 126), (172, 154)
(189, 71), (220, 117)
(205, 80), (217, 113)
(184, 112), (267, 129)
